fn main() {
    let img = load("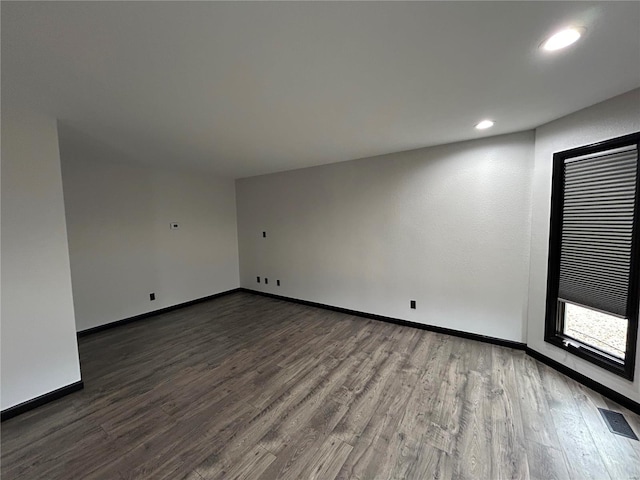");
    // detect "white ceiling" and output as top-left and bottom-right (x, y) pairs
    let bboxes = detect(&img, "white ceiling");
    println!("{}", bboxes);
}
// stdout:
(3, 1), (640, 178)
